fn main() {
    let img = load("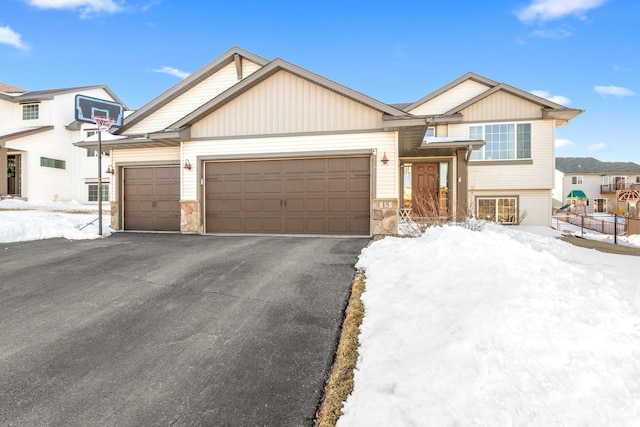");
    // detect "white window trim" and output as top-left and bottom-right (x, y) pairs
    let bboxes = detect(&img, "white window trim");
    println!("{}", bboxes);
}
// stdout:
(469, 122), (532, 161)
